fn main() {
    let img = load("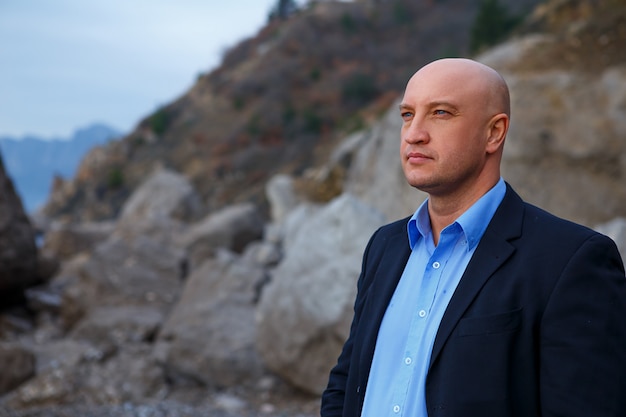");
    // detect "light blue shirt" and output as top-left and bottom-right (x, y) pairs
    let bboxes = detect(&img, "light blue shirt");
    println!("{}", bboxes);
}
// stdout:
(361, 178), (506, 417)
